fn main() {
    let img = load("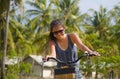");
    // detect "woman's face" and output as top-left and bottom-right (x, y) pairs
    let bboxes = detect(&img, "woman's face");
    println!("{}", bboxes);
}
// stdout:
(52, 25), (65, 39)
